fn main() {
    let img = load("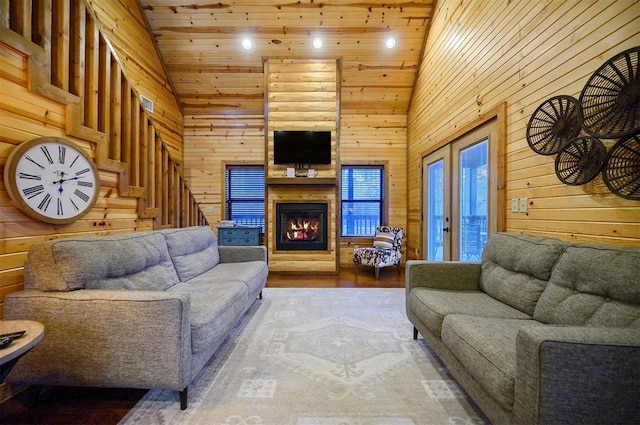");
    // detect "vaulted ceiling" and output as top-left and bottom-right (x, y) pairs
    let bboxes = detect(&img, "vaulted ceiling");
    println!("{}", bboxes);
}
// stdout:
(139, 1), (435, 116)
